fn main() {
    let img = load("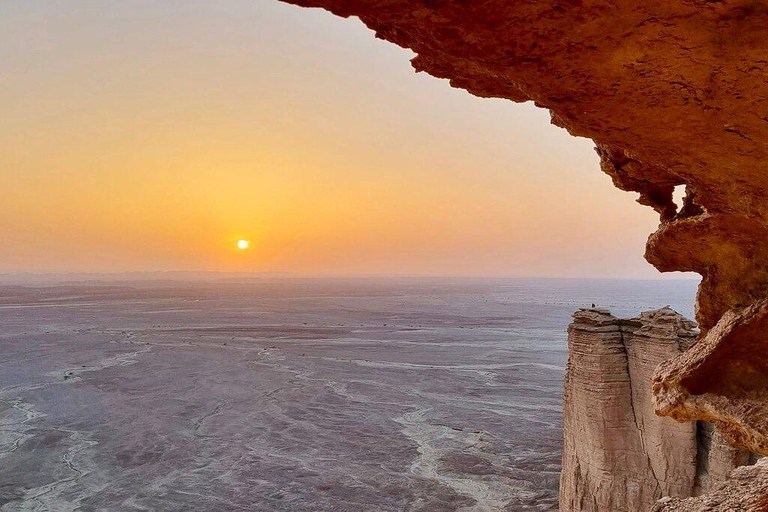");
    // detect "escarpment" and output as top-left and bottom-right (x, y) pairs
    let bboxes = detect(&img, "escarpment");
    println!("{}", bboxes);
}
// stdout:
(277, 0), (768, 453)
(278, 0), (768, 504)
(561, 308), (755, 511)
